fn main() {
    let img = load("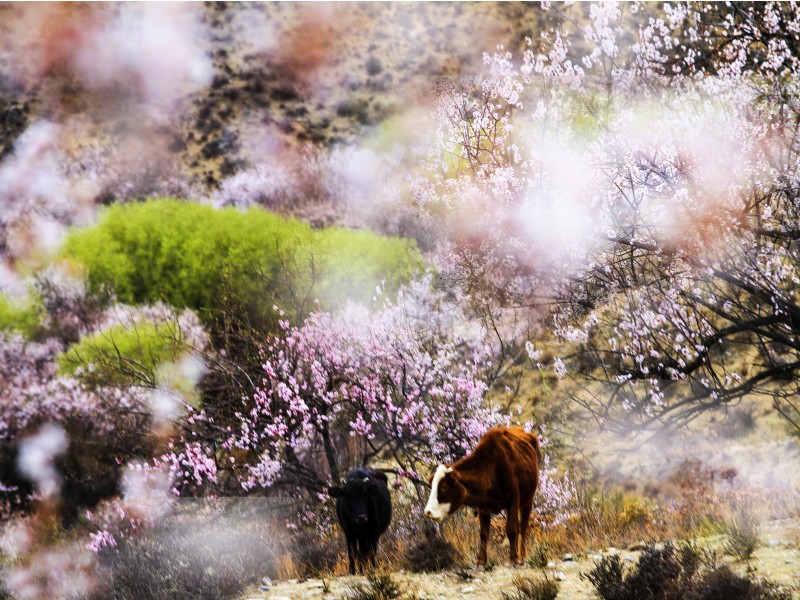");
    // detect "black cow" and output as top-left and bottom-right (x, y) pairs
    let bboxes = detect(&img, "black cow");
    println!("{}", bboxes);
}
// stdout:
(328, 467), (392, 575)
